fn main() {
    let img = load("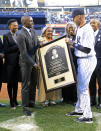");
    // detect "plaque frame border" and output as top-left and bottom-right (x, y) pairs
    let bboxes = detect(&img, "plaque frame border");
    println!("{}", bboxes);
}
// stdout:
(38, 35), (76, 92)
